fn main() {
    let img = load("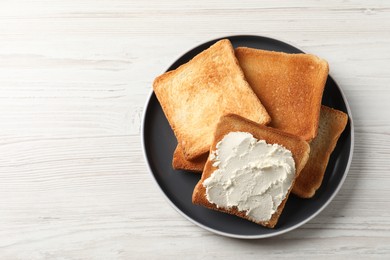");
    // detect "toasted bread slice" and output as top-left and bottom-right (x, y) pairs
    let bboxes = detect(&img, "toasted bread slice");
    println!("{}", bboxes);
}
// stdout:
(172, 47), (327, 171)
(235, 47), (329, 141)
(153, 40), (270, 160)
(292, 106), (348, 198)
(172, 145), (207, 173)
(192, 114), (310, 228)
